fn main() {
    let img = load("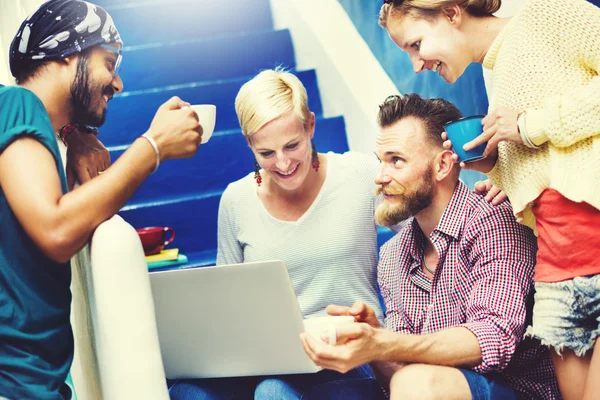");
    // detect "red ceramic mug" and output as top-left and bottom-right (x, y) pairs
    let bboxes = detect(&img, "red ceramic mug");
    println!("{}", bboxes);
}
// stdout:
(136, 226), (175, 256)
